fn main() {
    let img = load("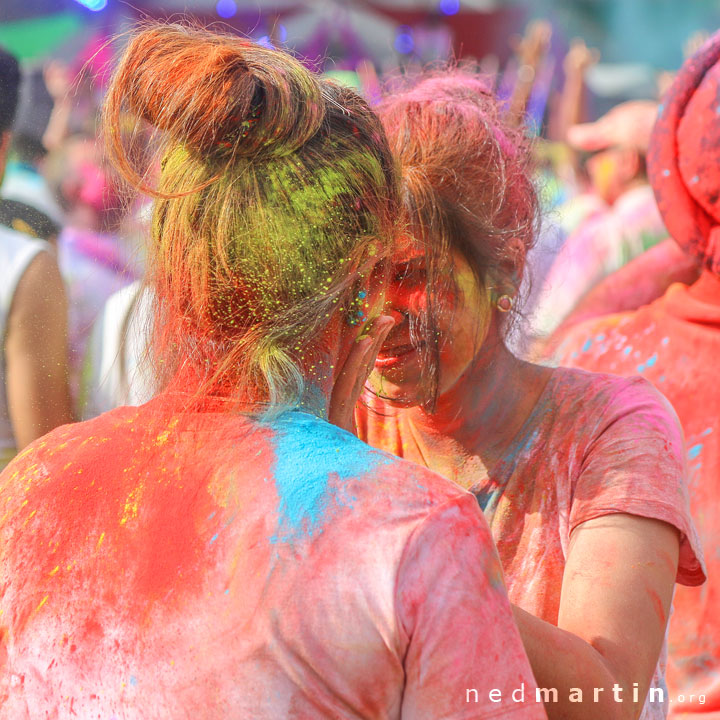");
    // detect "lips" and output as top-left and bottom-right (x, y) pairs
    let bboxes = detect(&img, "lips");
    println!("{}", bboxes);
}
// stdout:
(375, 340), (423, 368)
